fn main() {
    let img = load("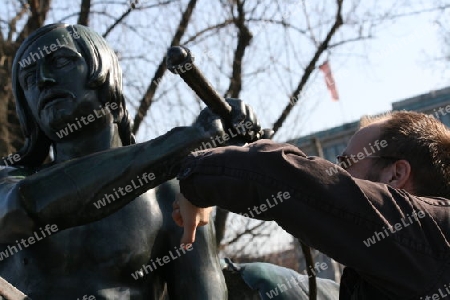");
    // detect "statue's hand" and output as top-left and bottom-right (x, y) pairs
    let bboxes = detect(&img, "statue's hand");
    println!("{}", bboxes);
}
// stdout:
(172, 193), (213, 245)
(192, 98), (270, 144)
